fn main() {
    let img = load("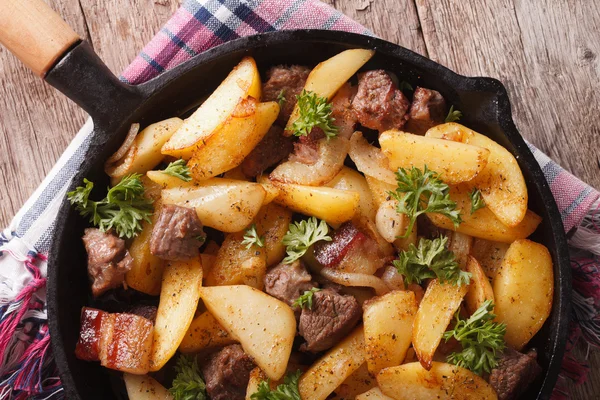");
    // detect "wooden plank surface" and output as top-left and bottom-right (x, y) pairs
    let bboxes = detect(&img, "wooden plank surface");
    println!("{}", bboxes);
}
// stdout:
(1, 0), (599, 397)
